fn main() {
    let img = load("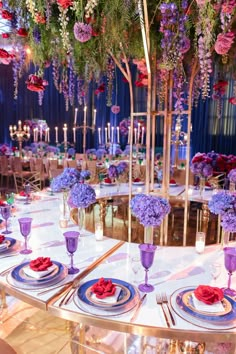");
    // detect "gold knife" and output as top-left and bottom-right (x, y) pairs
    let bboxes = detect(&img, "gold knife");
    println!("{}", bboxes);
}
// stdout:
(130, 293), (147, 322)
